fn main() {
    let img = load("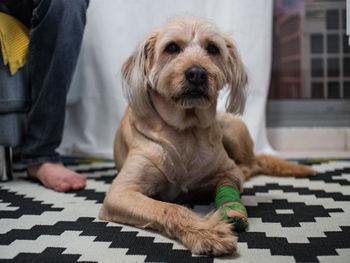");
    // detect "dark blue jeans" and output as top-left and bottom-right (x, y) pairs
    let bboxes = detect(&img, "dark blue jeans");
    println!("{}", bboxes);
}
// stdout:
(3, 0), (89, 165)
